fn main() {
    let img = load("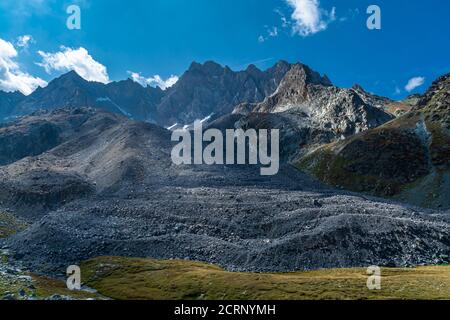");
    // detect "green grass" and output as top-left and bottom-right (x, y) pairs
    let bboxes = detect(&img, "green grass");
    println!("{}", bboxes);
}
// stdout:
(296, 141), (402, 196)
(0, 211), (28, 239)
(296, 111), (449, 209)
(30, 274), (102, 300)
(0, 273), (103, 300)
(81, 257), (450, 300)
